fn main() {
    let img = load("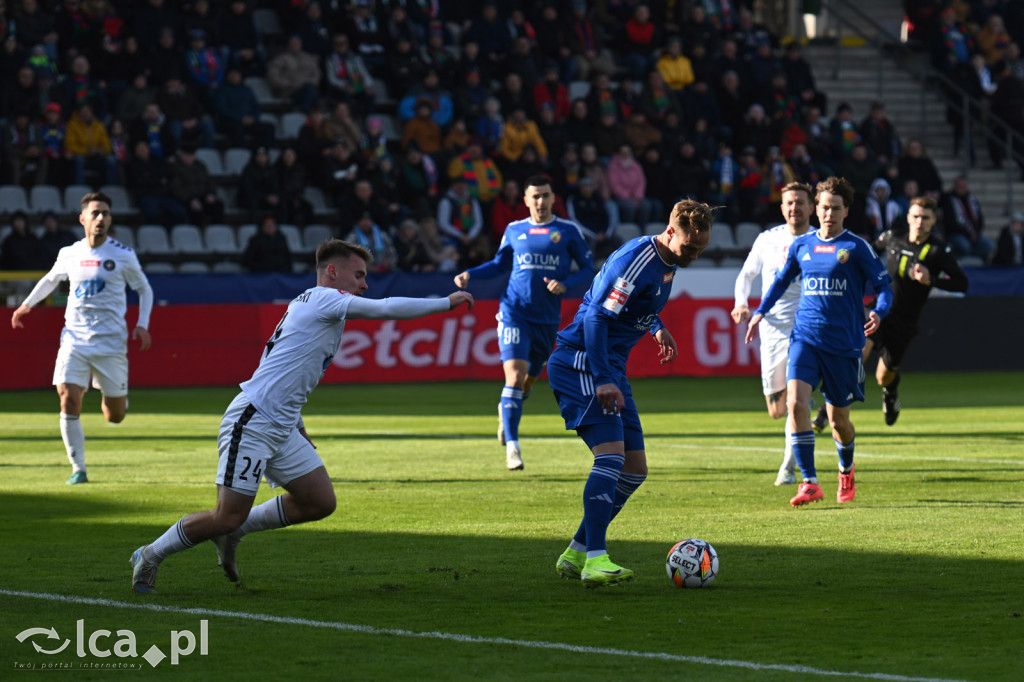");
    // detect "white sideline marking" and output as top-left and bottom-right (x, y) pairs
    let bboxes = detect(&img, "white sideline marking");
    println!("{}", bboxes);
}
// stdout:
(1, 589), (967, 682)
(666, 443), (1024, 466)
